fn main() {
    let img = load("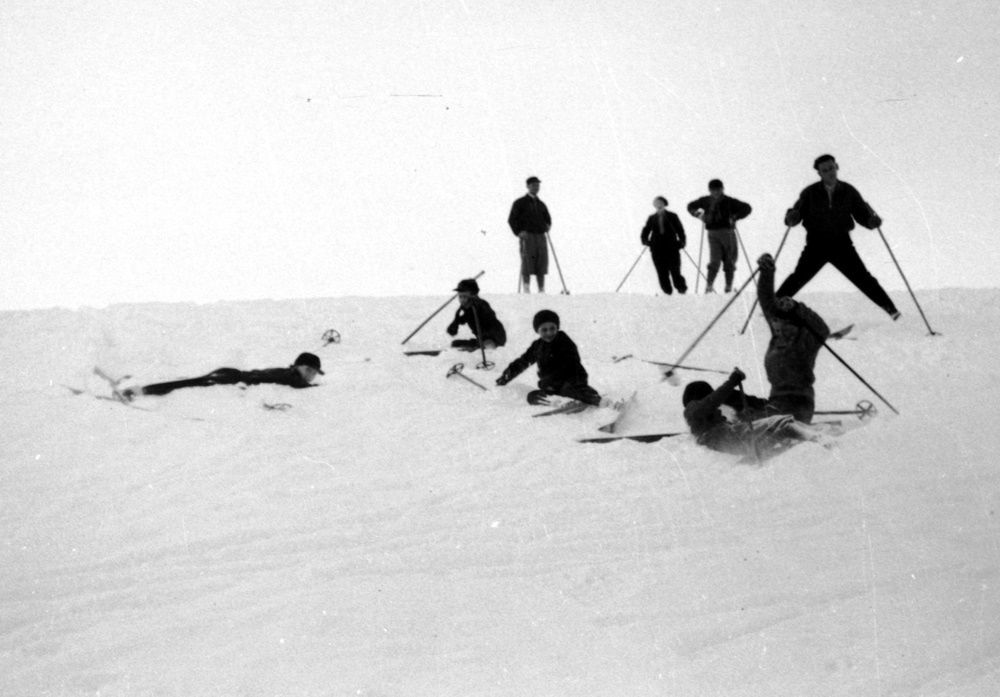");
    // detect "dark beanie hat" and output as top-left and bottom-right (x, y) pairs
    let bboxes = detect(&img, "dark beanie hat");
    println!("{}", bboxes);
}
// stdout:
(708, 178), (724, 190)
(682, 380), (713, 406)
(532, 309), (560, 331)
(454, 278), (480, 294)
(293, 352), (325, 374)
(813, 154), (836, 170)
